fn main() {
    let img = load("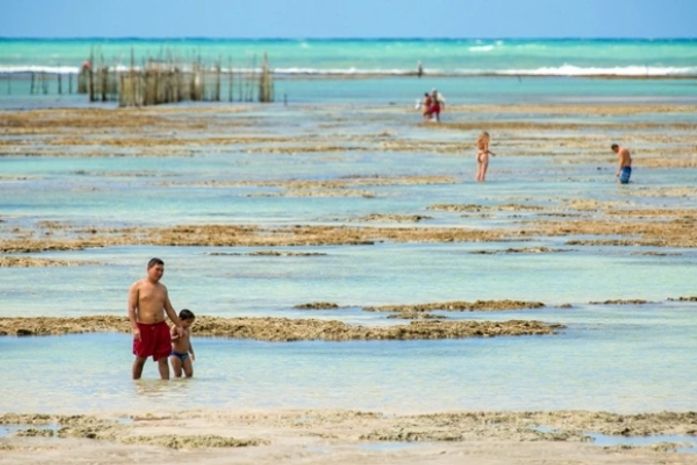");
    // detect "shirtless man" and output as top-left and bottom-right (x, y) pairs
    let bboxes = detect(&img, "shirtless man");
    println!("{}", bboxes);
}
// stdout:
(128, 258), (182, 380)
(611, 143), (632, 184)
